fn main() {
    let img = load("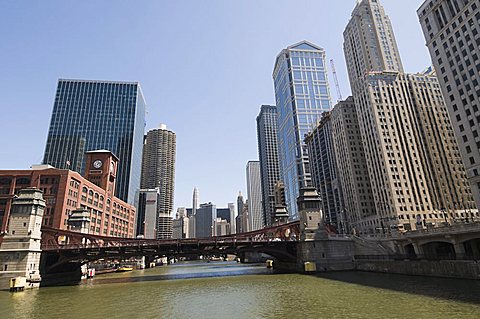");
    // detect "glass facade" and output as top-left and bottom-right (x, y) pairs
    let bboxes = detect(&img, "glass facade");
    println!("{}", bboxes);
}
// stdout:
(43, 79), (146, 204)
(256, 105), (281, 226)
(273, 41), (333, 219)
